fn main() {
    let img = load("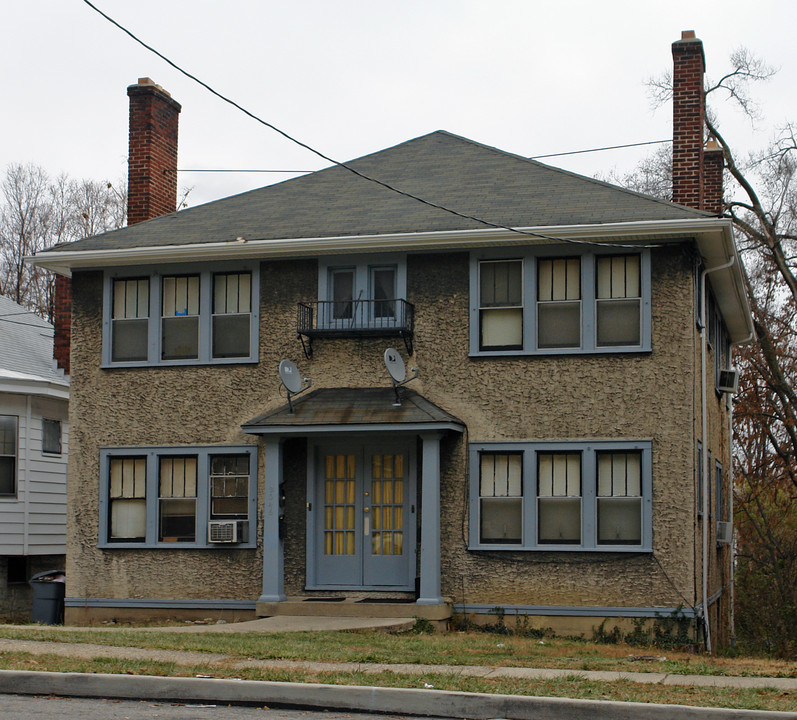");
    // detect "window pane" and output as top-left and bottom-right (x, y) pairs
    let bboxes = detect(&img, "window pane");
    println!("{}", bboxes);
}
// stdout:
(480, 308), (523, 348)
(209, 454), (249, 519)
(538, 302), (580, 348)
(112, 318), (148, 362)
(372, 267), (396, 319)
(0, 457), (15, 495)
(214, 272), (251, 314)
(212, 314), (250, 358)
(110, 498), (146, 540)
(0, 416), (17, 455)
(162, 316), (199, 360)
(538, 497), (581, 543)
(331, 270), (354, 319)
(480, 260), (522, 307)
(480, 497), (522, 543)
(538, 259), (580, 301)
(597, 299), (640, 346)
(42, 419), (61, 454)
(598, 497), (641, 544)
